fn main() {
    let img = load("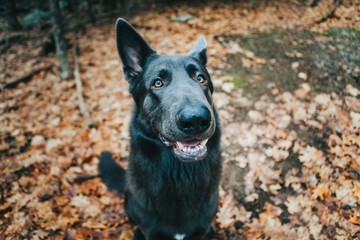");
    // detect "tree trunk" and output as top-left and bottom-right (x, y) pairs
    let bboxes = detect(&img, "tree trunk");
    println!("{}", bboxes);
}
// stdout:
(68, 0), (77, 13)
(110, 0), (118, 10)
(49, 0), (73, 80)
(4, 0), (22, 30)
(101, 0), (110, 12)
(87, 0), (96, 23)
